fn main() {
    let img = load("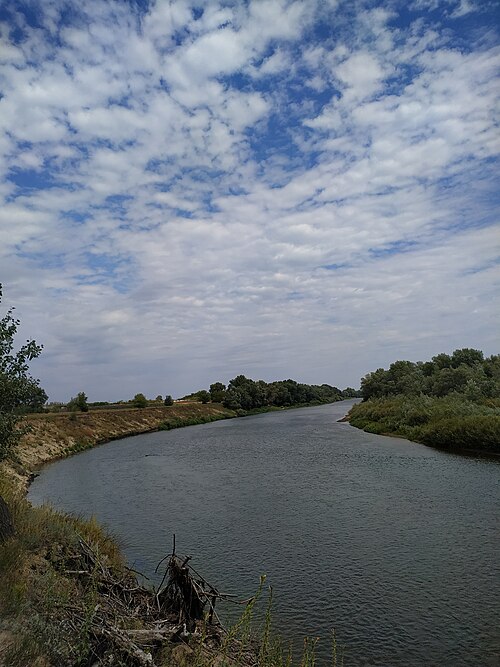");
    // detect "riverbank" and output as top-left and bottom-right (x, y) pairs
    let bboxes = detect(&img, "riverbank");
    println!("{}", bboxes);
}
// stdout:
(0, 403), (239, 665)
(0, 401), (348, 666)
(1, 402), (236, 493)
(346, 395), (500, 454)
